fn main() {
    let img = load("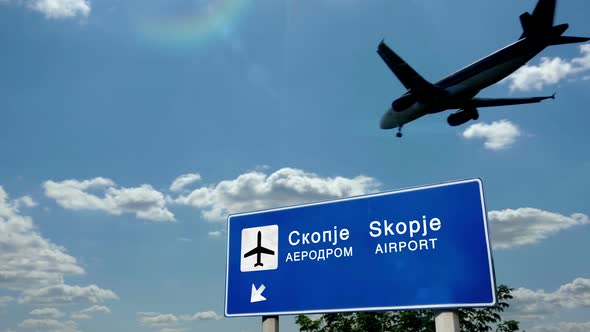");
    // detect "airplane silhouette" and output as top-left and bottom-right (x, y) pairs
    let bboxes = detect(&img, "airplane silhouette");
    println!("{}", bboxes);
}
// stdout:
(243, 231), (275, 267)
(377, 0), (589, 137)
